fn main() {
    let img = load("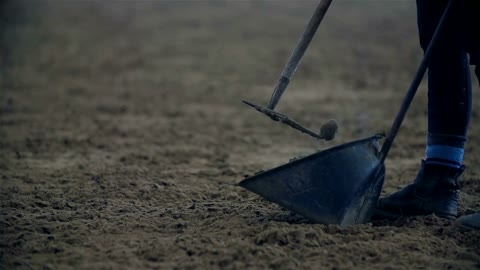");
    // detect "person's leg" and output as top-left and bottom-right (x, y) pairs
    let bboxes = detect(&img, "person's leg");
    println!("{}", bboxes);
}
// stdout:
(421, 0), (471, 169)
(375, 0), (471, 219)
